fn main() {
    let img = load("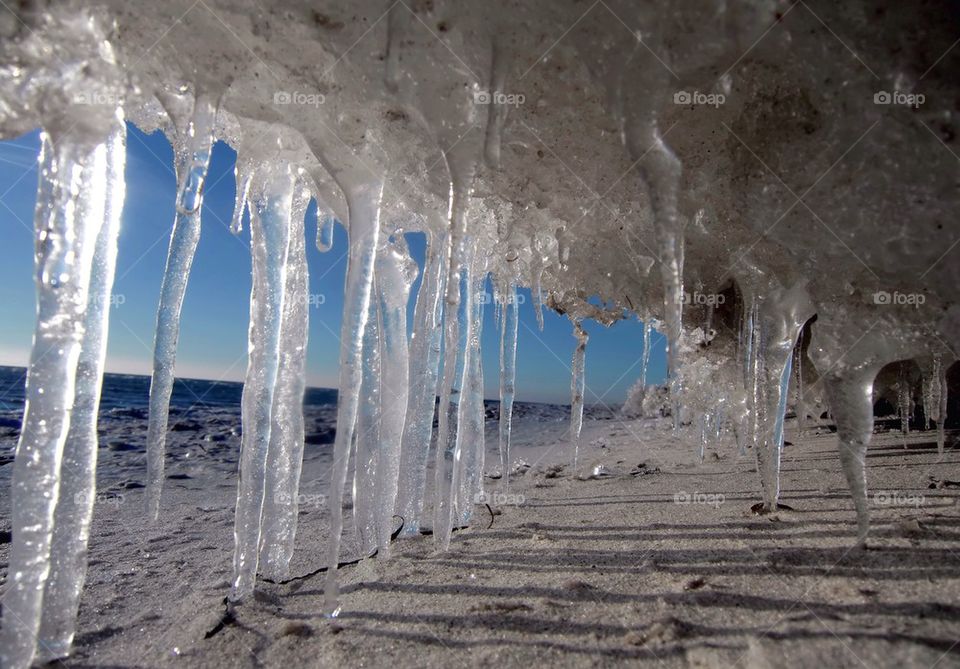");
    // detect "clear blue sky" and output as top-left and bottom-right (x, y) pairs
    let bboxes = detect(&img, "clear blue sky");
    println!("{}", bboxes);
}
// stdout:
(0, 123), (666, 405)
